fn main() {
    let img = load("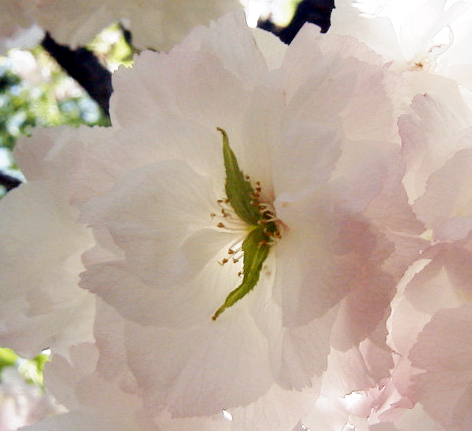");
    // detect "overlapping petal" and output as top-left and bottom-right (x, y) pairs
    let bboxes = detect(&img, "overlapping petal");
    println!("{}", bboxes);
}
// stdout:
(66, 13), (419, 419)
(0, 9), (435, 430)
(0, 0), (242, 51)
